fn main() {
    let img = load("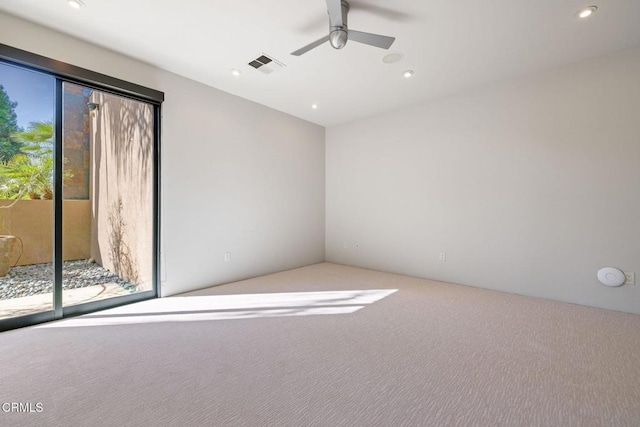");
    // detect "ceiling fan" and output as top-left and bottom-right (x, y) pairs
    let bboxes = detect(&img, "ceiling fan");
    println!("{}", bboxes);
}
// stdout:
(291, 0), (396, 56)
